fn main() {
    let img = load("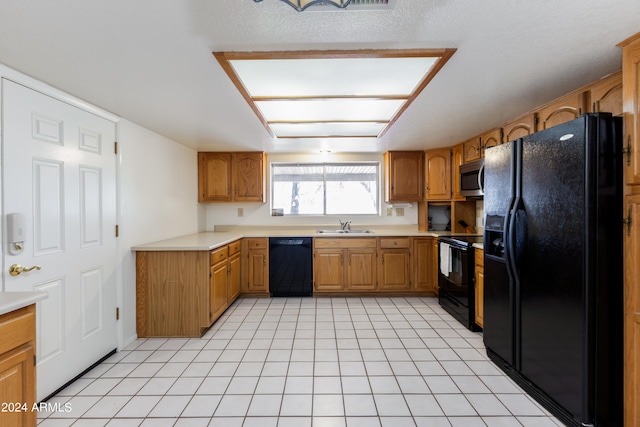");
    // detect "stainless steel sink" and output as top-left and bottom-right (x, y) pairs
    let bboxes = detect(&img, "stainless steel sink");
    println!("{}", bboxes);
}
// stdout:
(316, 229), (372, 234)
